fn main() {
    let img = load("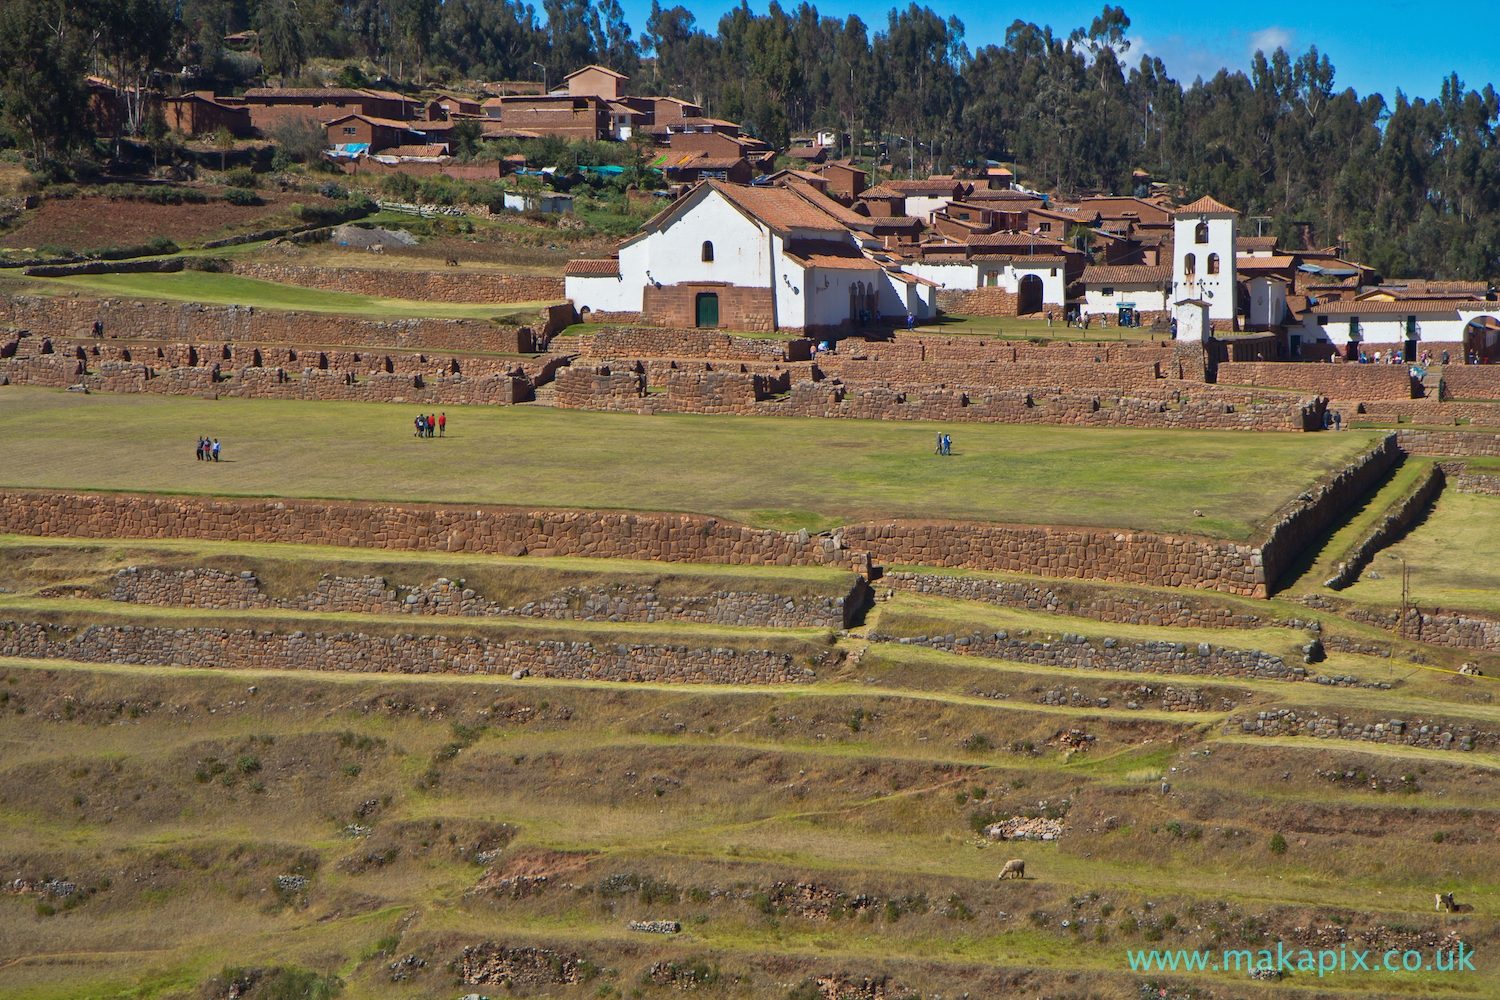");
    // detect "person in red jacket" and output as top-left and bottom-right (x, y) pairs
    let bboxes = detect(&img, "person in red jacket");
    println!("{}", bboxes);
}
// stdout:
(438, 412), (446, 437)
